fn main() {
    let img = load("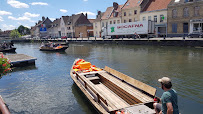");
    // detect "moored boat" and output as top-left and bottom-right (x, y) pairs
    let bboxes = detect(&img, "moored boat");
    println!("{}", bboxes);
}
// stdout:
(0, 48), (16, 52)
(70, 59), (156, 114)
(39, 42), (68, 51)
(39, 46), (68, 51)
